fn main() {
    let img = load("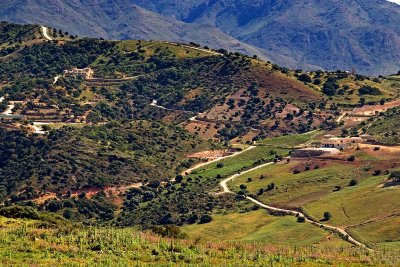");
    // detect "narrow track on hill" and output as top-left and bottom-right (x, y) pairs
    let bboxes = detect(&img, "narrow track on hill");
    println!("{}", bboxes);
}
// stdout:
(164, 42), (223, 56)
(181, 146), (256, 175)
(40, 26), (53, 41)
(218, 161), (371, 250)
